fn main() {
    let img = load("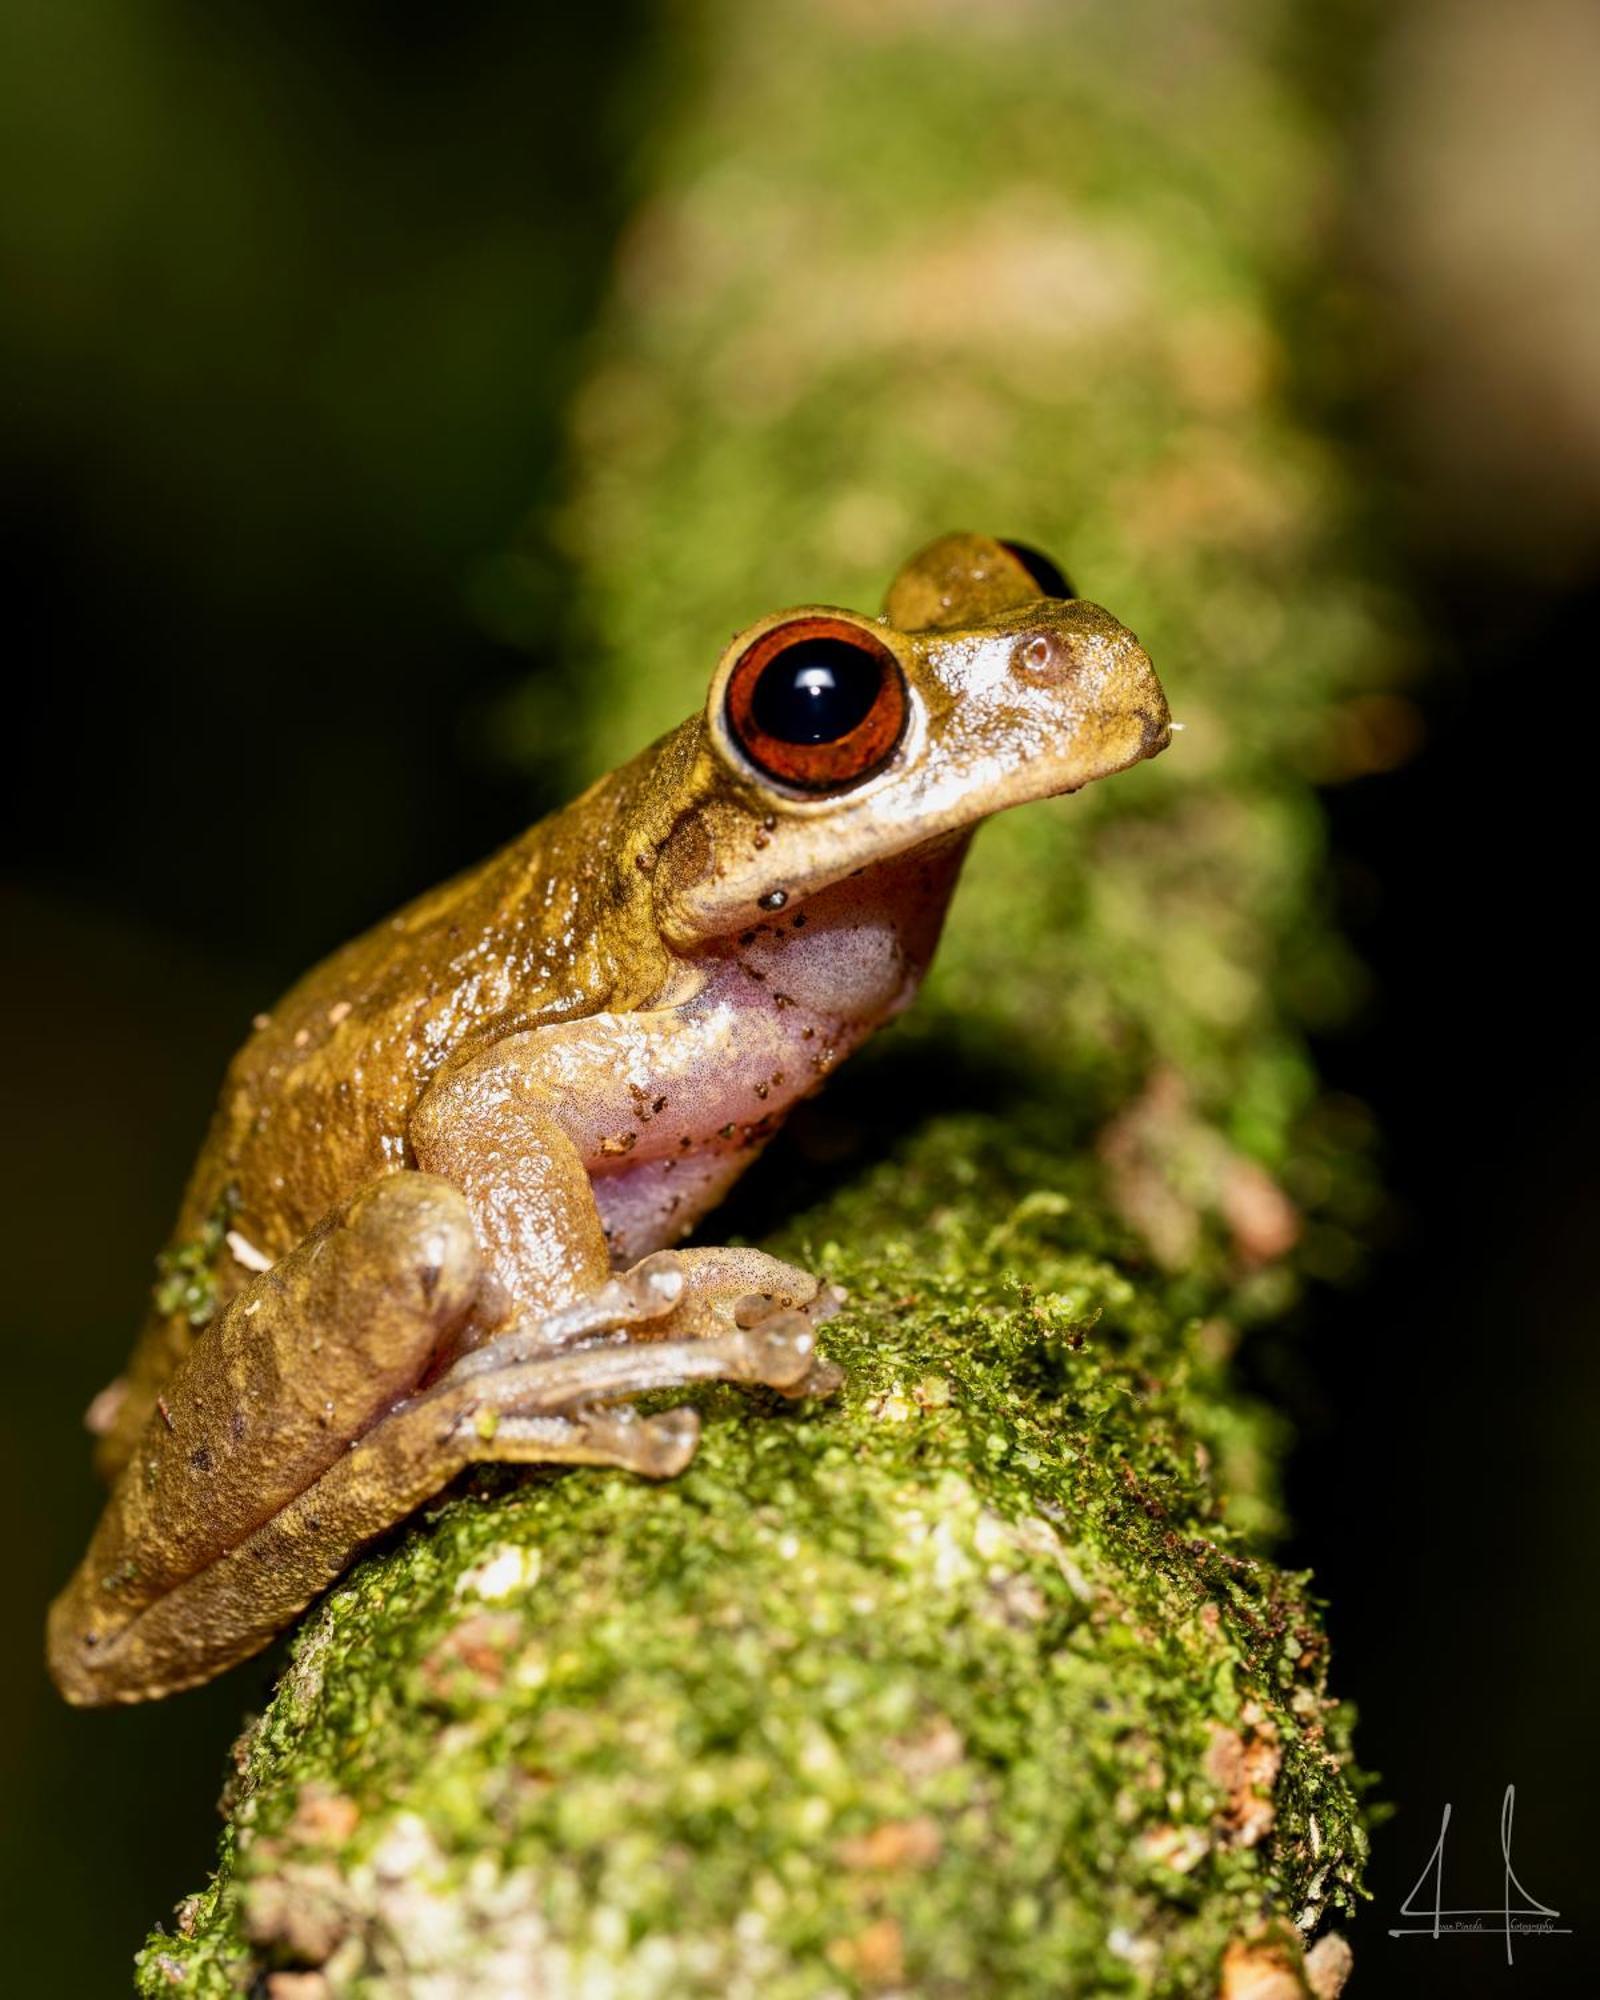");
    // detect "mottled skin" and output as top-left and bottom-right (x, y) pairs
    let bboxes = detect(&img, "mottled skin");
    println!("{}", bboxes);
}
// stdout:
(48, 534), (1169, 1704)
